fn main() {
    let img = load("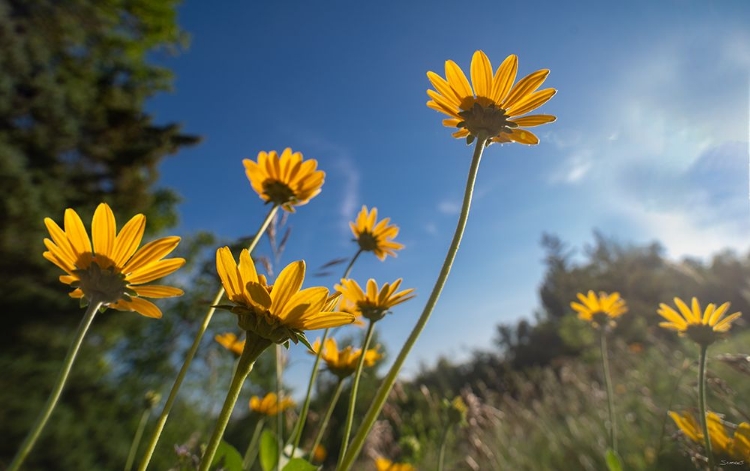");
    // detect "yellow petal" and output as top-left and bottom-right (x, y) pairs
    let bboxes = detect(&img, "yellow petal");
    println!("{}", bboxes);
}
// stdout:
(271, 260), (306, 313)
(503, 69), (550, 111)
(112, 297), (163, 319)
(491, 54), (518, 104)
(112, 214), (146, 267)
(470, 50), (492, 99)
(64, 208), (92, 257)
(127, 258), (185, 285)
(92, 203), (116, 260)
(132, 285), (184, 298)
(506, 128), (539, 145)
(445, 60), (473, 99)
(509, 114), (557, 127)
(506, 88), (557, 116)
(216, 247), (242, 299)
(121, 236), (181, 275)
